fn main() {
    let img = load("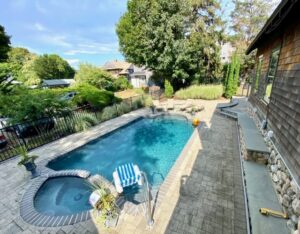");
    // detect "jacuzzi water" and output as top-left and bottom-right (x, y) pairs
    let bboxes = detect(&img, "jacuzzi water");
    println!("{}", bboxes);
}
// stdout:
(34, 176), (92, 215)
(48, 115), (194, 186)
